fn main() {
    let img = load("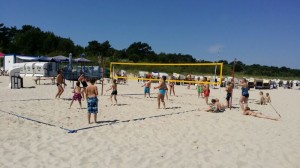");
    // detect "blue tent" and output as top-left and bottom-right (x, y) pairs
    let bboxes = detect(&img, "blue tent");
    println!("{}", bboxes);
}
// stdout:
(52, 55), (69, 62)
